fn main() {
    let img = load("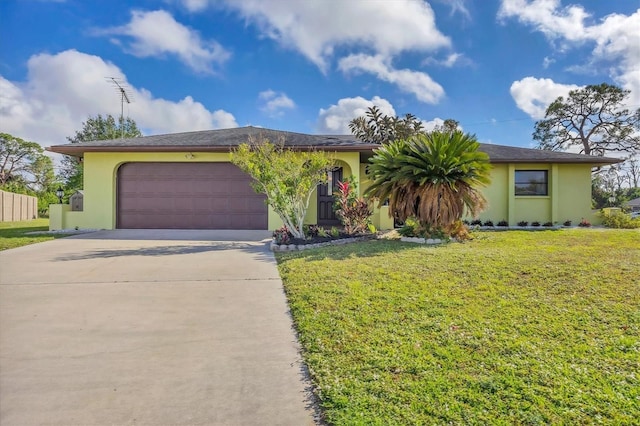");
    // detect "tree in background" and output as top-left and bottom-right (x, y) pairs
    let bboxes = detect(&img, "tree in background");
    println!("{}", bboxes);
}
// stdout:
(349, 106), (461, 144)
(533, 83), (640, 157)
(365, 131), (491, 232)
(624, 157), (639, 188)
(62, 114), (142, 191)
(0, 132), (59, 214)
(349, 106), (425, 144)
(230, 136), (334, 239)
(432, 118), (460, 134)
